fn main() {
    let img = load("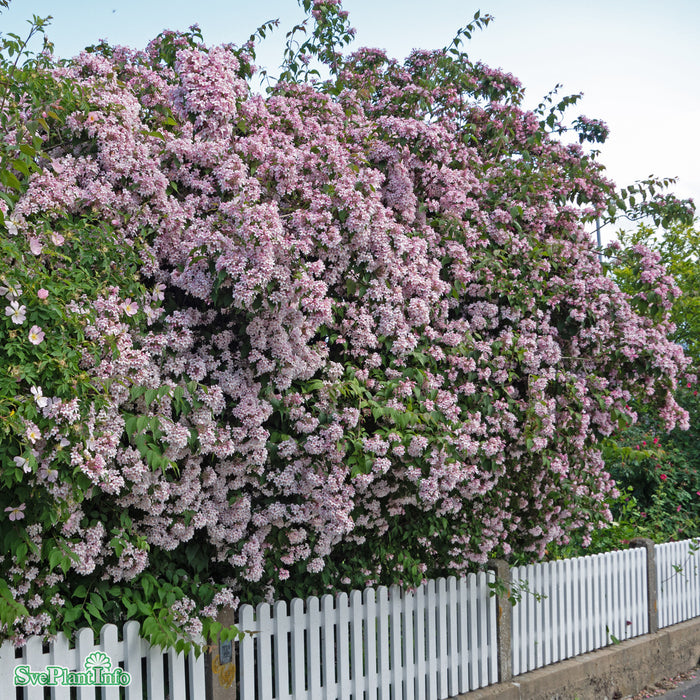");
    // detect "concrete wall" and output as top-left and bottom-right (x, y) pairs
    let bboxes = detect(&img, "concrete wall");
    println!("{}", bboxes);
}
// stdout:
(460, 617), (700, 700)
